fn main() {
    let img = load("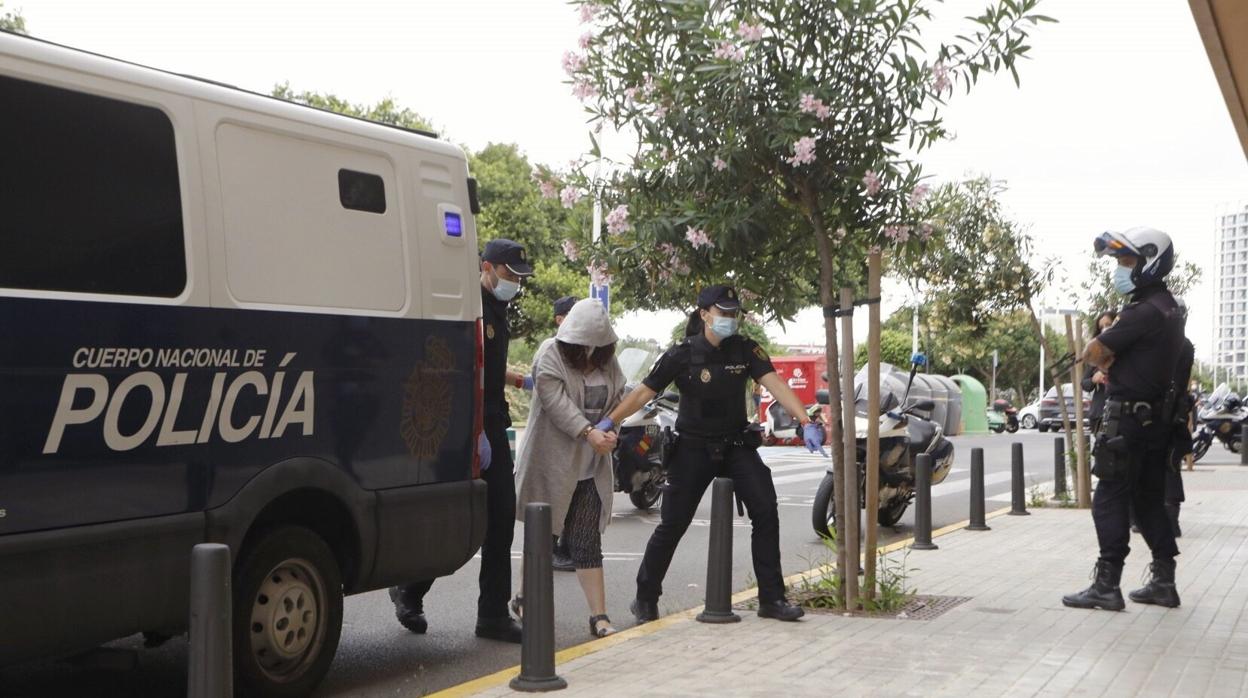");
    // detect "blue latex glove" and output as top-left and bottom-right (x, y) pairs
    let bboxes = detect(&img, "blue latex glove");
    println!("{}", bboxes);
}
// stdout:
(595, 418), (614, 432)
(803, 423), (828, 457)
(522, 375), (534, 391)
(478, 431), (492, 471)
